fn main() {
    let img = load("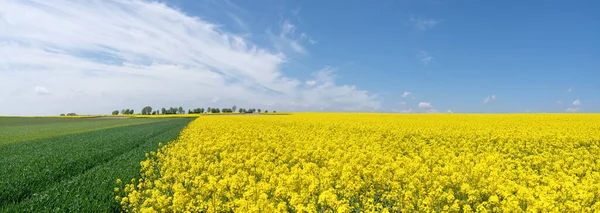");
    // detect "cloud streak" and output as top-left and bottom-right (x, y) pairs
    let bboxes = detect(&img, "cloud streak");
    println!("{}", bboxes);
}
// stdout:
(0, 0), (378, 115)
(417, 51), (433, 65)
(409, 17), (440, 31)
(483, 95), (497, 104)
(418, 102), (433, 109)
